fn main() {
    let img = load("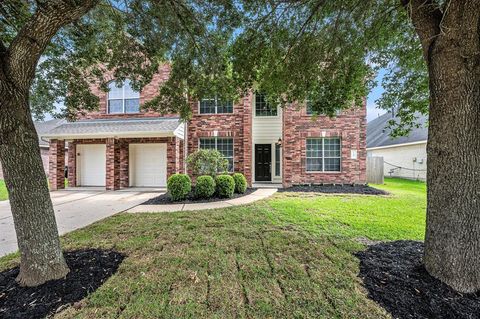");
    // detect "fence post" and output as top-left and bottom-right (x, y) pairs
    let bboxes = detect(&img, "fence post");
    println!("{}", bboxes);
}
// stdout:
(367, 156), (384, 184)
